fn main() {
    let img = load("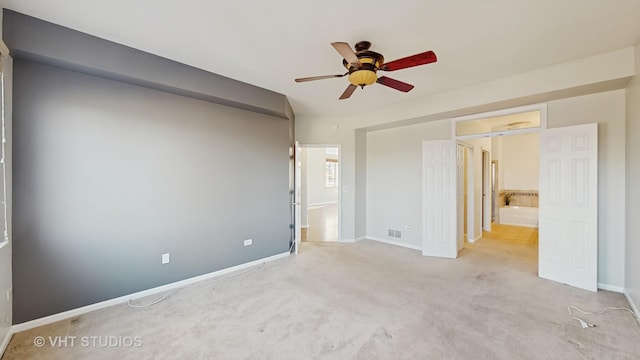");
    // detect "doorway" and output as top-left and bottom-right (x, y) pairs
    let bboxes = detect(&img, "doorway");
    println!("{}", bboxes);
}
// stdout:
(423, 104), (598, 291)
(299, 145), (341, 243)
(458, 121), (542, 252)
(482, 132), (540, 249)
